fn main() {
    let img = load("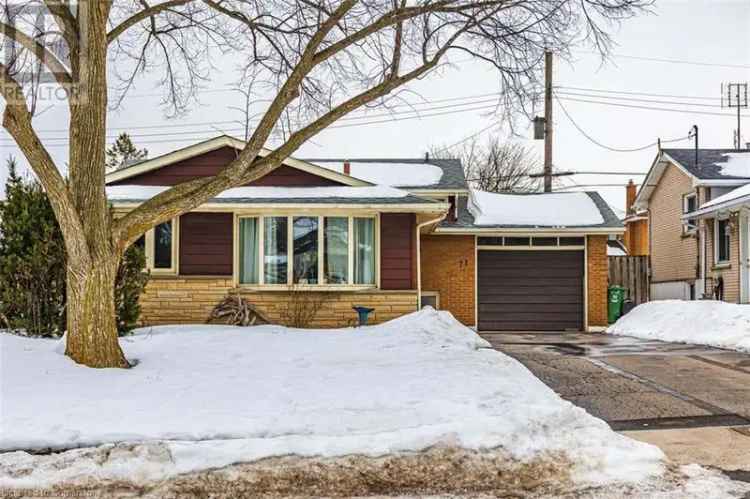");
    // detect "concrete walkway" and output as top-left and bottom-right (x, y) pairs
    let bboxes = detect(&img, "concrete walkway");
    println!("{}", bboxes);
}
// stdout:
(485, 331), (750, 473)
